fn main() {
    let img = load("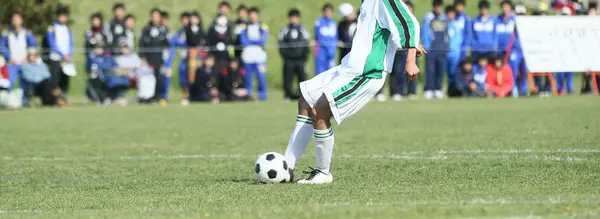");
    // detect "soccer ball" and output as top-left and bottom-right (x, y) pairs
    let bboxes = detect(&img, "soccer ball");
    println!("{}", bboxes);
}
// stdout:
(254, 152), (291, 183)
